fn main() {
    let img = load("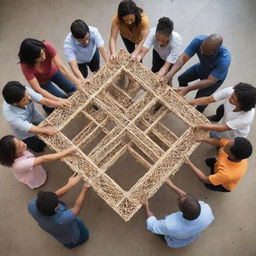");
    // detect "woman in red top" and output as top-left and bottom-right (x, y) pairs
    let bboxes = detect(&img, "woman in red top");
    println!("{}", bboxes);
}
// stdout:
(18, 38), (82, 114)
